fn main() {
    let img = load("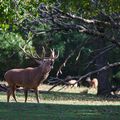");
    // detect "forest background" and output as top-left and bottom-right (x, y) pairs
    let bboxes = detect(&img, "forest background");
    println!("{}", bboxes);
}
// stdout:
(1, 0), (120, 96)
